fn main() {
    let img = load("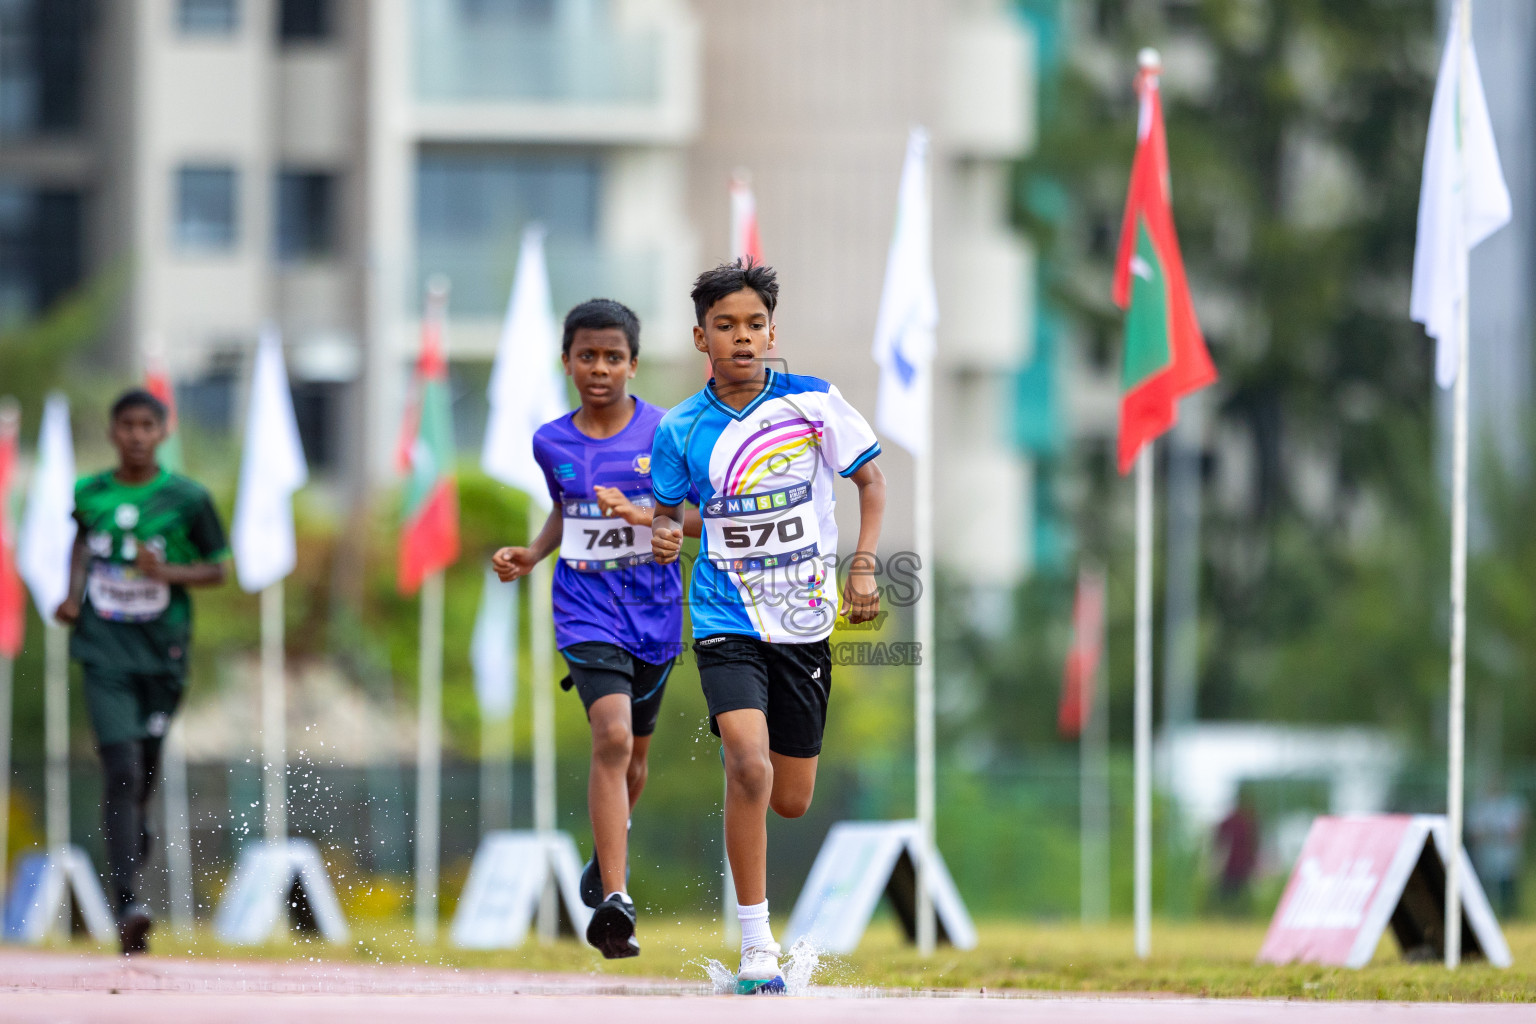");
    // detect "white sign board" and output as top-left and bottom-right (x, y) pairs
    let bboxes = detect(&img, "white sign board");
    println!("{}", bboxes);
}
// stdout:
(2, 847), (114, 943)
(451, 830), (591, 948)
(785, 819), (976, 953)
(213, 838), (349, 944)
(1259, 814), (1510, 968)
